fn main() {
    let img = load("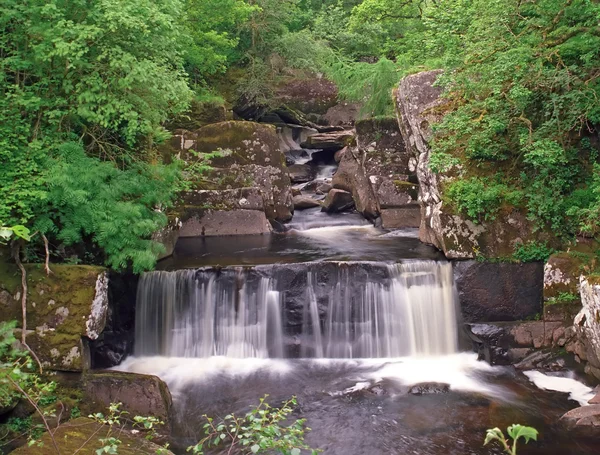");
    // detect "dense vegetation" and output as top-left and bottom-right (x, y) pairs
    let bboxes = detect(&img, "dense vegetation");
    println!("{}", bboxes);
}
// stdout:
(2, 0), (599, 271)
